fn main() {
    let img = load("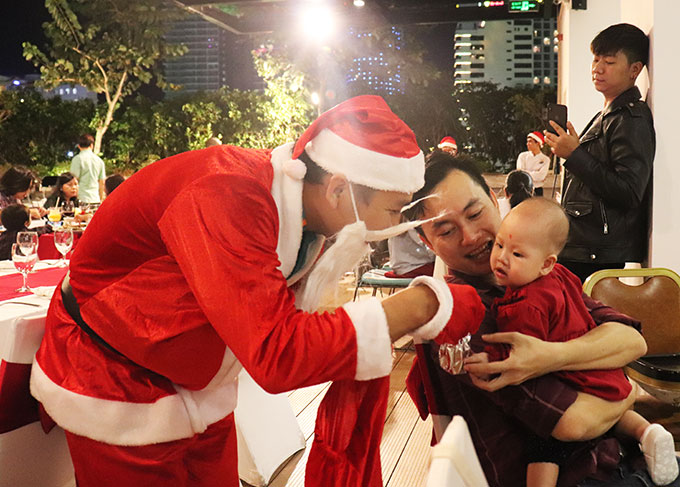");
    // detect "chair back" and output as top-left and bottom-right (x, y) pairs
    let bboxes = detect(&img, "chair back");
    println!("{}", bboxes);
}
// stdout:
(583, 268), (680, 356)
(426, 416), (489, 487)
